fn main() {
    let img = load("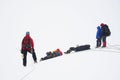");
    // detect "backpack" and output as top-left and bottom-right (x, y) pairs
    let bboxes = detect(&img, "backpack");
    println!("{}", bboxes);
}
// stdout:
(104, 24), (111, 36)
